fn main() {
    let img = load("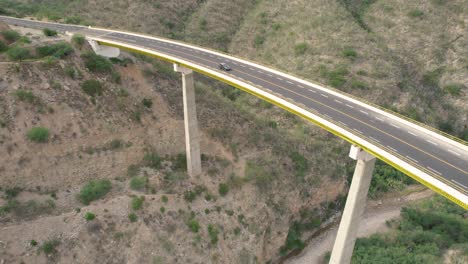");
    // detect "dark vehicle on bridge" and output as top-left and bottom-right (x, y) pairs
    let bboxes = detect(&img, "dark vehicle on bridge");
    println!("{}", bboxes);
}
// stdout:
(219, 63), (232, 71)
